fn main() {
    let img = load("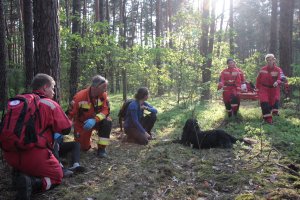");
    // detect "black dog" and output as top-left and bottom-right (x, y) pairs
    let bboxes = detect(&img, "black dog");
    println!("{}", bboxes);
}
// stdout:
(180, 118), (245, 149)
